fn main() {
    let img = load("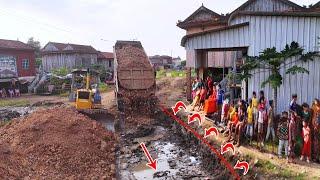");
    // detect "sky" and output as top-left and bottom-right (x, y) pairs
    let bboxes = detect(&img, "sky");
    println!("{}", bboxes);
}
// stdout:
(0, 0), (318, 59)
